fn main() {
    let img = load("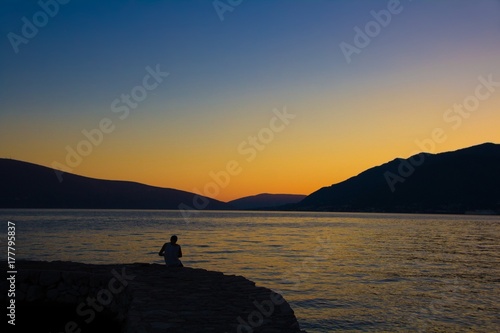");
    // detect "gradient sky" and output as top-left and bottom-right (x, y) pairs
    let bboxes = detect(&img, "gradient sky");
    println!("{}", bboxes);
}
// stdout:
(1, 0), (499, 202)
